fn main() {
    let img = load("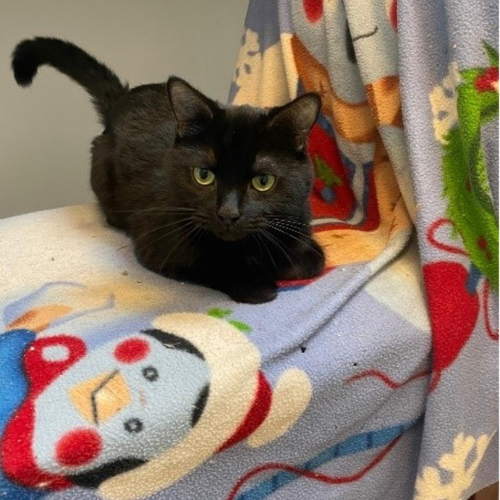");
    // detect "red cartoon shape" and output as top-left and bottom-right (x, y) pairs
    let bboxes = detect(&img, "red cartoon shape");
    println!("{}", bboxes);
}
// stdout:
(2, 335), (87, 490)
(387, 0), (397, 31)
(308, 124), (355, 222)
(218, 372), (272, 452)
(56, 429), (103, 467)
(424, 218), (497, 391)
(423, 261), (479, 391)
(303, 0), (323, 23)
(475, 67), (499, 92)
(114, 338), (150, 363)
